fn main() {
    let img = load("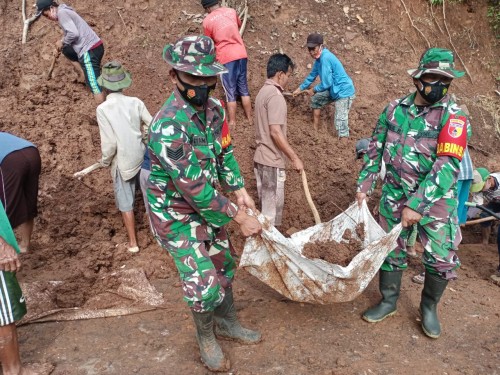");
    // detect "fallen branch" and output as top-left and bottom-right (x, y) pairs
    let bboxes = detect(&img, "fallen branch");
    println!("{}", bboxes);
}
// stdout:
(429, 2), (444, 35)
(404, 36), (416, 54)
(239, 5), (248, 36)
(47, 49), (60, 80)
(400, 0), (430, 48)
(117, 10), (129, 34)
(22, 0), (40, 44)
(442, 0), (473, 83)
